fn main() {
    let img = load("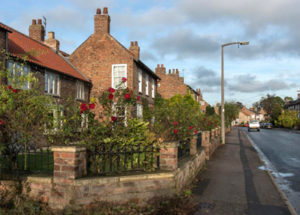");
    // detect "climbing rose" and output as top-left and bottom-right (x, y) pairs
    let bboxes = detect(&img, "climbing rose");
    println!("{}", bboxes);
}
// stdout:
(194, 130), (198, 134)
(89, 103), (96, 109)
(122, 77), (127, 82)
(7, 85), (12, 90)
(80, 103), (88, 113)
(0, 120), (4, 125)
(12, 89), (18, 93)
(189, 126), (193, 130)
(173, 129), (178, 134)
(124, 93), (131, 99)
(111, 116), (117, 122)
(173, 121), (178, 126)
(108, 94), (114, 100)
(137, 96), (140, 101)
(108, 87), (115, 93)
